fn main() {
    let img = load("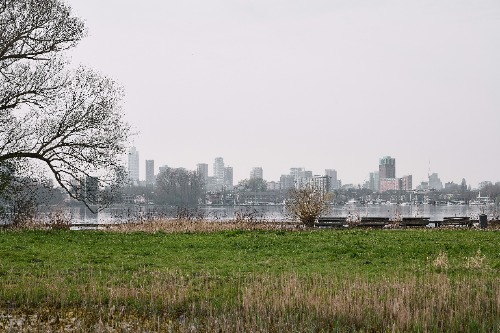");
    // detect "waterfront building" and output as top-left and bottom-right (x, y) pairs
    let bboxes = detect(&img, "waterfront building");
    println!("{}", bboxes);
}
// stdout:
(196, 163), (209, 182)
(379, 178), (399, 192)
(378, 156), (396, 192)
(267, 181), (280, 191)
(399, 175), (412, 191)
(369, 171), (380, 192)
(250, 167), (263, 180)
(224, 166), (233, 190)
(280, 174), (295, 191)
(127, 147), (139, 185)
(145, 160), (155, 186)
(379, 156), (396, 179)
(325, 169), (339, 190)
(290, 167), (305, 180)
(429, 173), (443, 190)
(213, 157), (225, 181)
